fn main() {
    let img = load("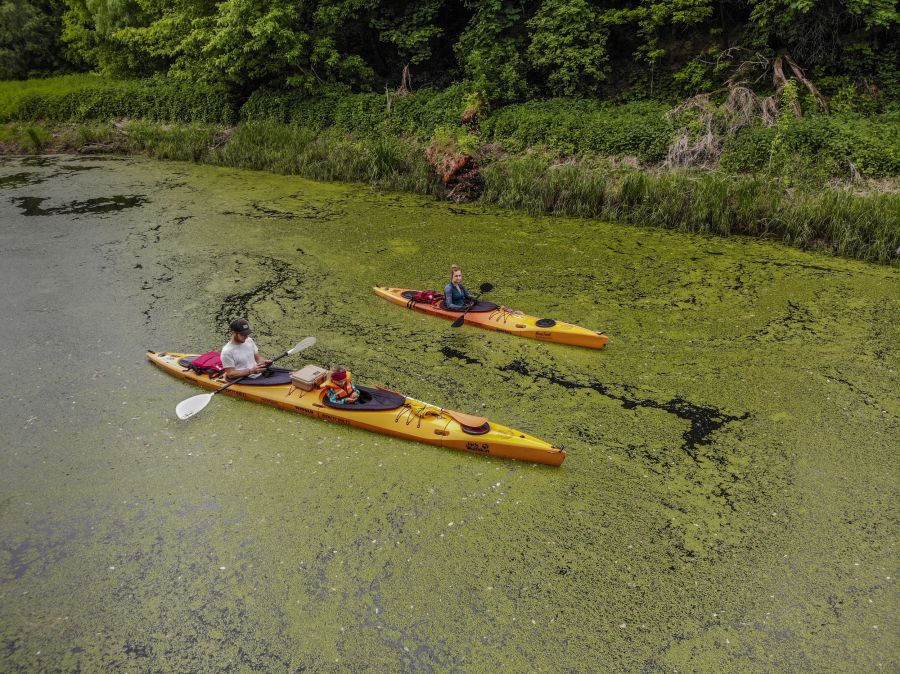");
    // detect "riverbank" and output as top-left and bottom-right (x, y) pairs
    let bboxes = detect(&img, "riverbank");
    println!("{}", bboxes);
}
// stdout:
(2, 78), (899, 265)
